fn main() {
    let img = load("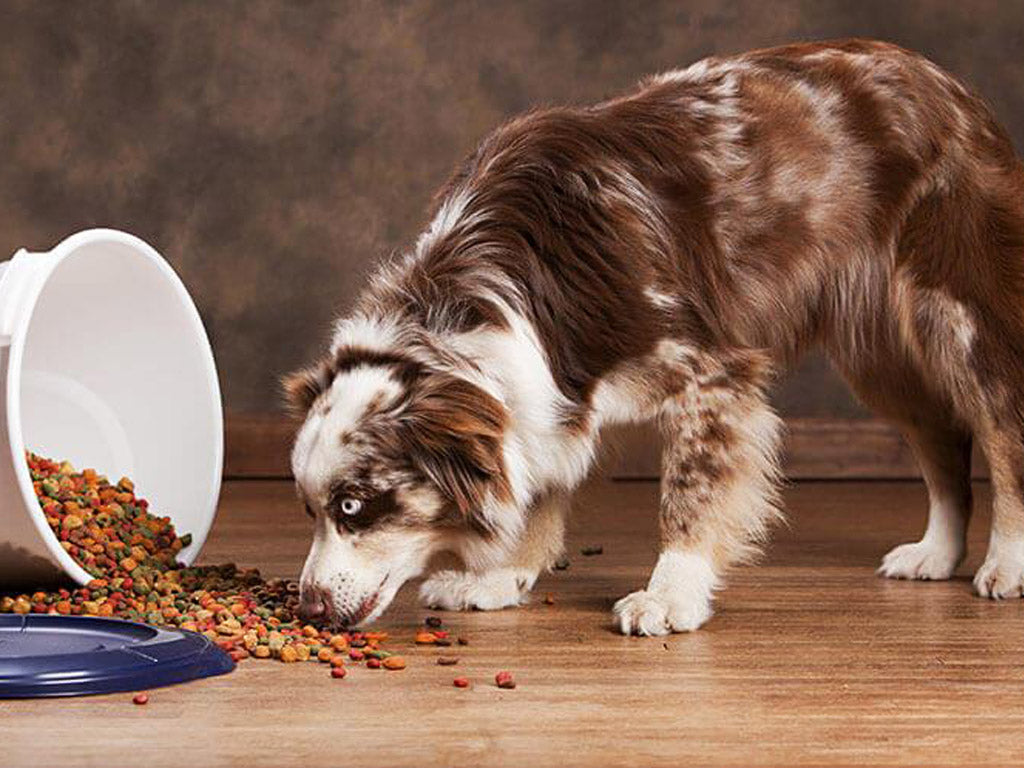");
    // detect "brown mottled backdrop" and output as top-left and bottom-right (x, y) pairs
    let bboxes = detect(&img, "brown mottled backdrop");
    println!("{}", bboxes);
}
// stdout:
(2, 0), (1024, 420)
